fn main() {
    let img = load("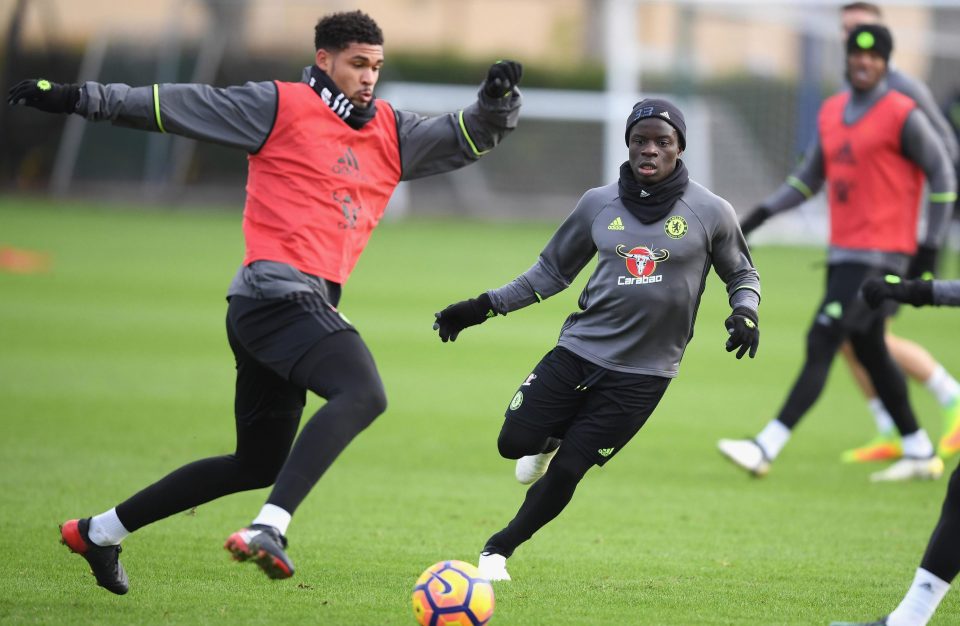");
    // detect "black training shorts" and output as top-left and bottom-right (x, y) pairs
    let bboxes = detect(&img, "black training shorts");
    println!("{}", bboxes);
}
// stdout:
(227, 292), (355, 379)
(504, 347), (670, 466)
